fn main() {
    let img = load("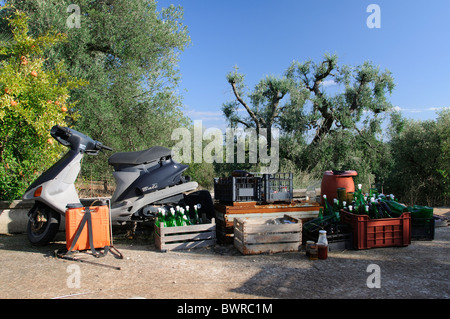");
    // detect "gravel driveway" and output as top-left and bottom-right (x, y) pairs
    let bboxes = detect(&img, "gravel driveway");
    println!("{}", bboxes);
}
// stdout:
(0, 209), (448, 301)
